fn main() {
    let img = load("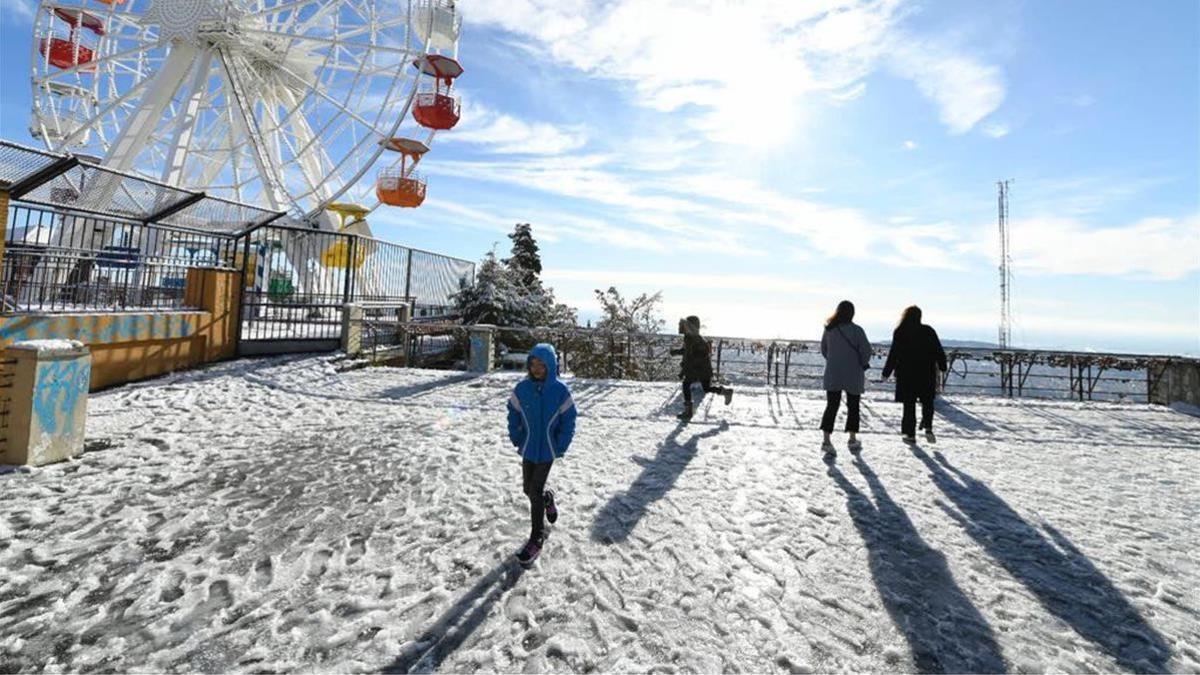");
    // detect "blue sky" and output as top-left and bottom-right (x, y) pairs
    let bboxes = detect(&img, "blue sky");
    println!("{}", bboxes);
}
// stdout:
(2, 0), (1198, 354)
